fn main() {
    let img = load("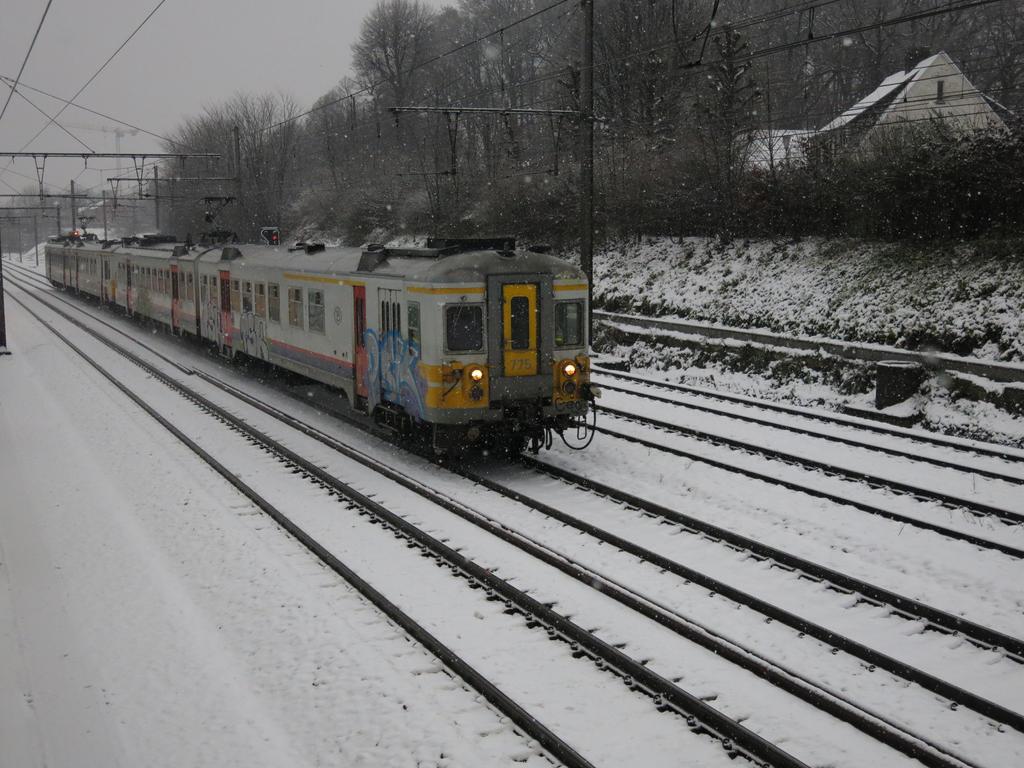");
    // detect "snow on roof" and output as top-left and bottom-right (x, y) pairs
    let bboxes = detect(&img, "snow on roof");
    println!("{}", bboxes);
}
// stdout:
(819, 71), (914, 132)
(818, 52), (951, 133)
